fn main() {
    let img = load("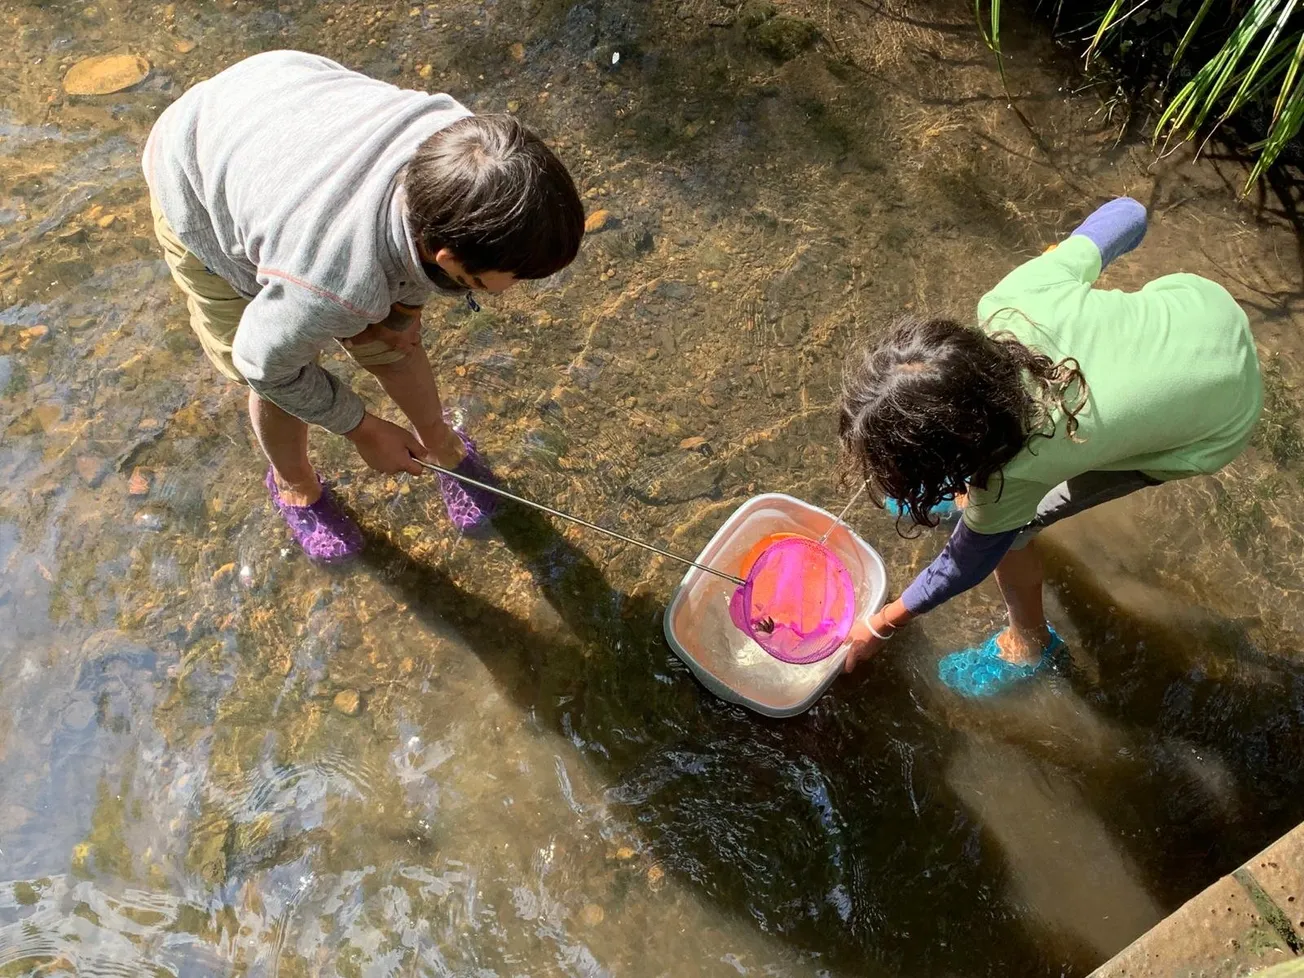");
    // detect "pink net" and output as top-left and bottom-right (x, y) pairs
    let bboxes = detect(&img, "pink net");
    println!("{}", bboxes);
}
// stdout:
(728, 535), (856, 664)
